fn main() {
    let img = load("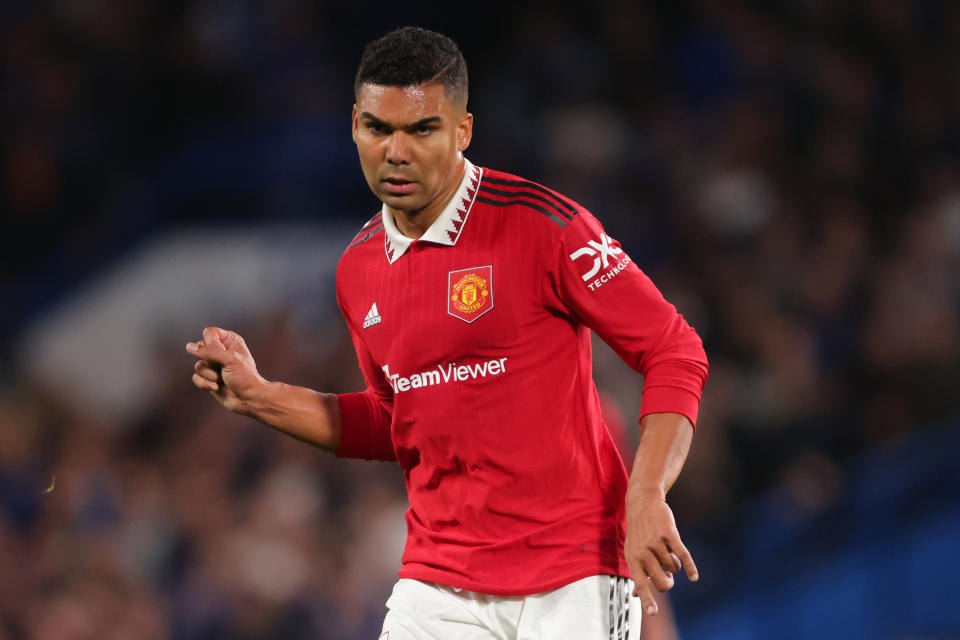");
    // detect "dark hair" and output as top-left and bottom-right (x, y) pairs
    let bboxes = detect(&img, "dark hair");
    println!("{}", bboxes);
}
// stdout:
(354, 27), (468, 105)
